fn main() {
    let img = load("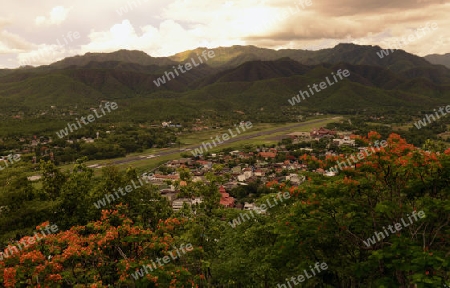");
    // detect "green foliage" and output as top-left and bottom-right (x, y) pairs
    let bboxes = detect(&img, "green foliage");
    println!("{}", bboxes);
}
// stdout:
(1, 133), (450, 287)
